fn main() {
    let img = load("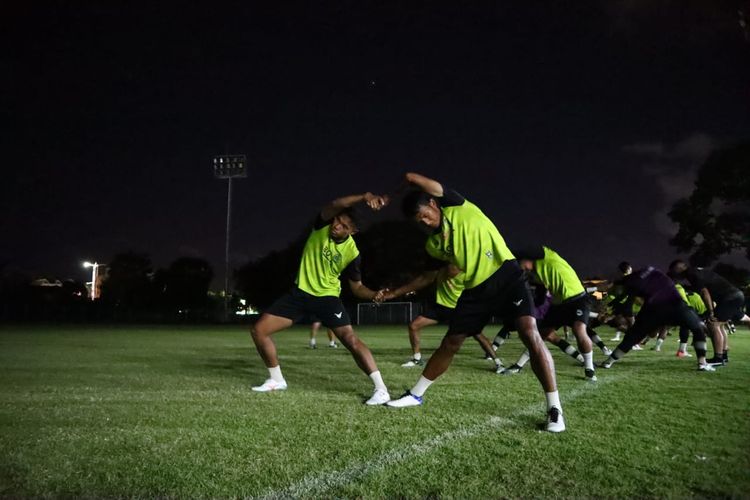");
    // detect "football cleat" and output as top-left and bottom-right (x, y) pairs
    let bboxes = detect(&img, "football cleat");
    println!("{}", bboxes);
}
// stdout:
(632, 344), (643, 351)
(600, 359), (614, 369)
(365, 389), (391, 405)
(697, 363), (716, 372)
(585, 369), (597, 382)
(386, 391), (423, 408)
(251, 379), (288, 392)
(501, 363), (524, 375)
(546, 407), (566, 433)
(601, 346), (613, 356)
(401, 358), (424, 368)
(675, 350), (692, 358)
